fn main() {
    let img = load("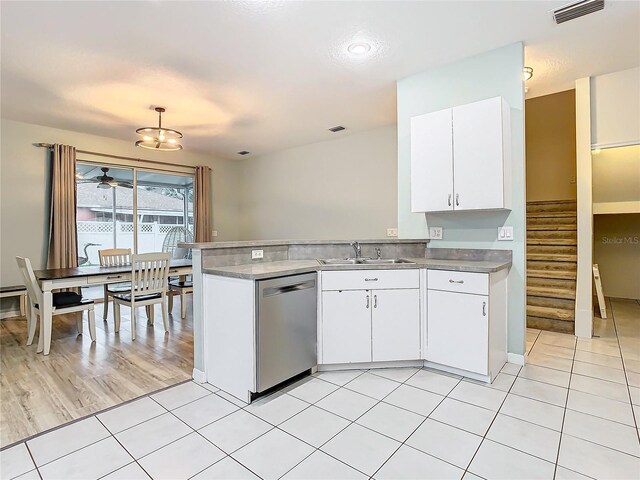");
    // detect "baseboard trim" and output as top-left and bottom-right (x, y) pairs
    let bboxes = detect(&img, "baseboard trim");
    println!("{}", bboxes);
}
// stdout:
(192, 368), (206, 383)
(507, 353), (526, 365)
(0, 310), (22, 320)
